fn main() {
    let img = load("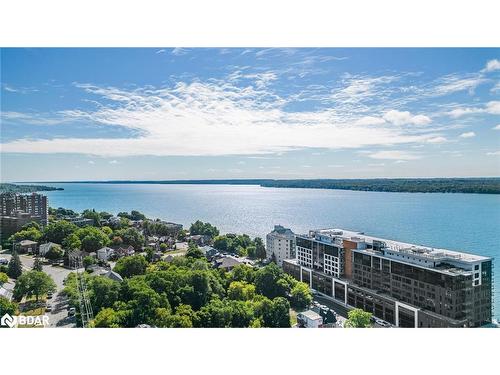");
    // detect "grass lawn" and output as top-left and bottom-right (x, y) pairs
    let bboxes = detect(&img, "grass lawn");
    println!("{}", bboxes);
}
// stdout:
(290, 308), (298, 327)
